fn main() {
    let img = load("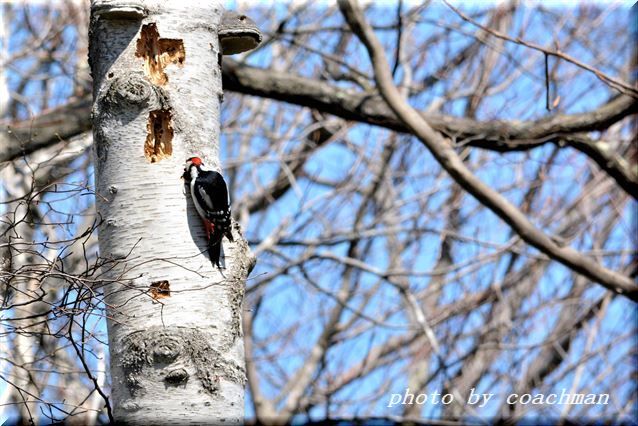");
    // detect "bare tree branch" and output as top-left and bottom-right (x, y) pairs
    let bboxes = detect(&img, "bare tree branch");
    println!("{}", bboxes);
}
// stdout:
(337, 0), (637, 301)
(3, 65), (635, 196)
